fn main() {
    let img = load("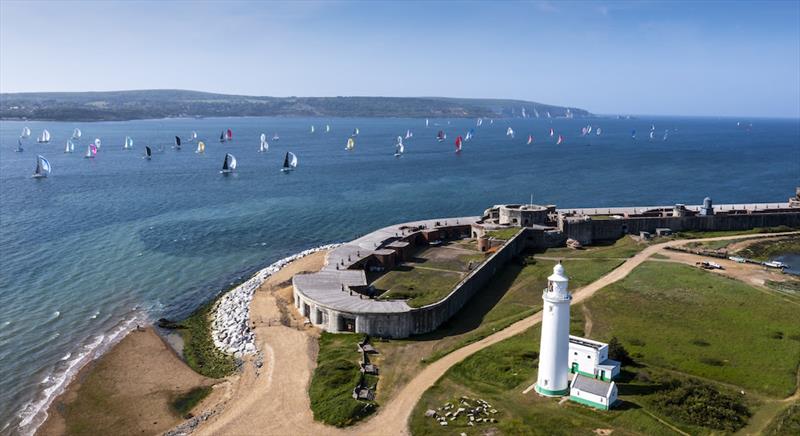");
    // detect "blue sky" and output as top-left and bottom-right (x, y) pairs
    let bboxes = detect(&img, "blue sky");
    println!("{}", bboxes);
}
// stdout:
(1, 1), (798, 117)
